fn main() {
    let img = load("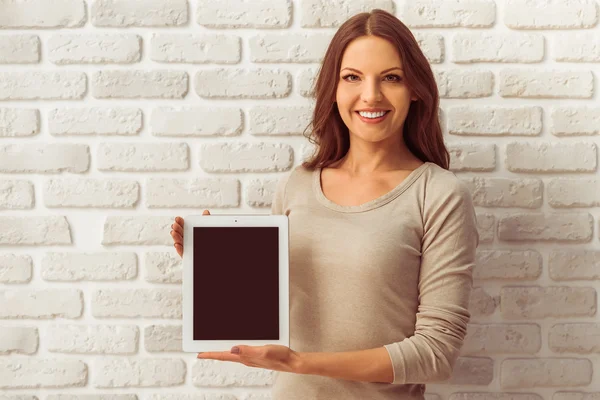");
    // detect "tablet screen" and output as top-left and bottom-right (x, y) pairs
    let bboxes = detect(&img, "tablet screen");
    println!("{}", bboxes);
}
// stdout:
(193, 226), (280, 341)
